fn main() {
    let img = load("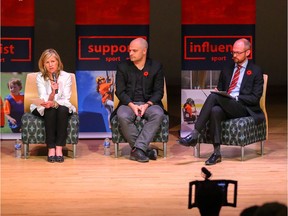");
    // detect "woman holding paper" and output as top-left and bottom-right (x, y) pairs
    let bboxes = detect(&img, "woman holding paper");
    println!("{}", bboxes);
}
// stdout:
(30, 49), (76, 163)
